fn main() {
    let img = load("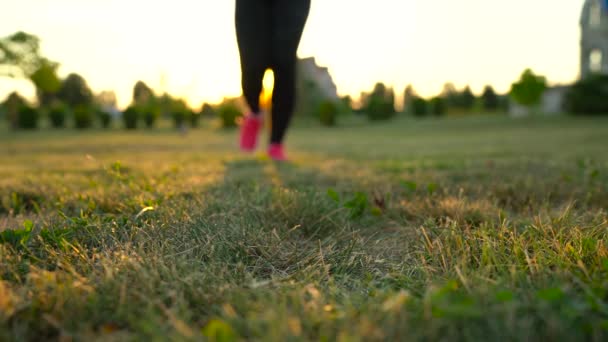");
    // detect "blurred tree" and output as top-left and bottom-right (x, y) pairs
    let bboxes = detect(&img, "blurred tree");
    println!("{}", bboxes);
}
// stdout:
(123, 106), (139, 130)
(386, 87), (396, 113)
(189, 110), (200, 128)
(98, 109), (112, 129)
(2, 92), (27, 129)
(143, 105), (161, 128)
(364, 82), (395, 120)
(430, 96), (446, 116)
(565, 74), (608, 115)
(481, 85), (499, 111)
(158, 93), (173, 118)
(57, 73), (94, 107)
(317, 100), (338, 126)
(441, 83), (475, 112)
(217, 102), (242, 129)
(17, 105), (39, 129)
(200, 103), (216, 118)
(411, 97), (428, 117)
(498, 94), (510, 112)
(459, 86), (476, 110)
(510, 69), (546, 107)
(133, 81), (155, 106)
(94, 91), (117, 129)
(0, 32), (61, 107)
(441, 83), (459, 107)
(296, 79), (326, 117)
(403, 85), (416, 114)
(0, 31), (43, 77)
(73, 105), (94, 129)
(340, 95), (352, 113)
(169, 98), (190, 129)
(30, 60), (61, 106)
(48, 101), (68, 128)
